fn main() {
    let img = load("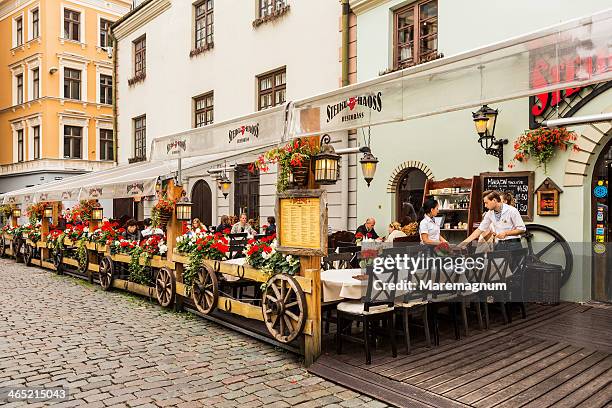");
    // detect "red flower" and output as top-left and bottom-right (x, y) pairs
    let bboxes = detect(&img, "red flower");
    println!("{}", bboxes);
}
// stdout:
(355, 232), (364, 239)
(223, 228), (231, 235)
